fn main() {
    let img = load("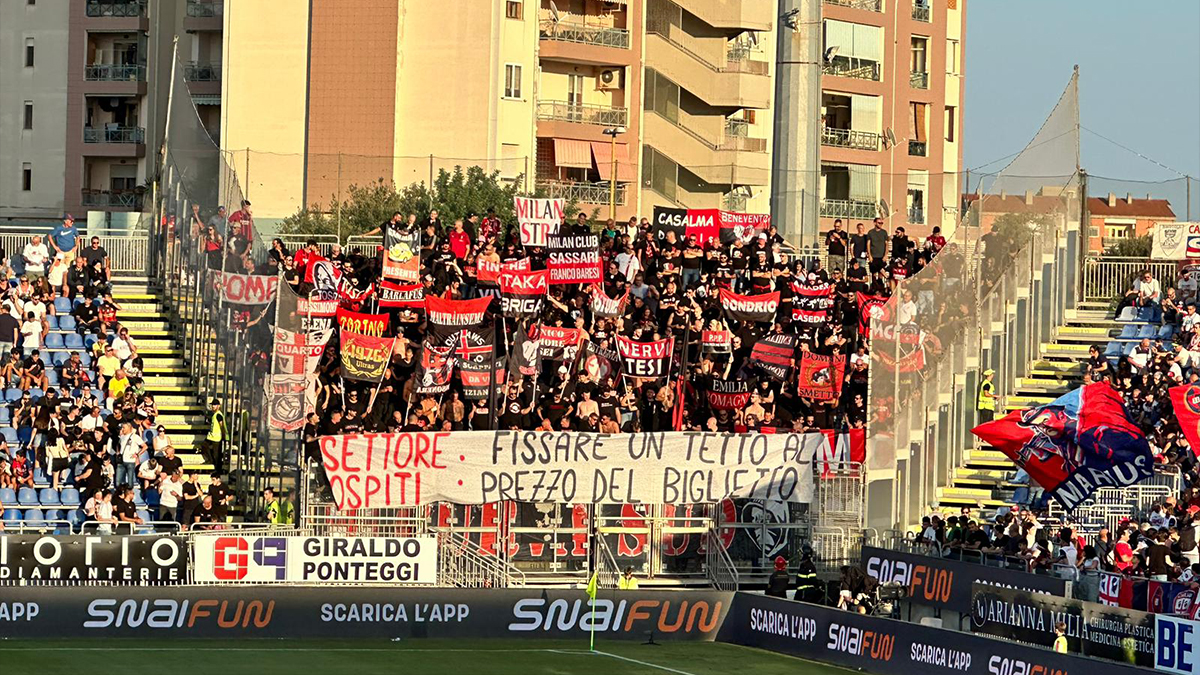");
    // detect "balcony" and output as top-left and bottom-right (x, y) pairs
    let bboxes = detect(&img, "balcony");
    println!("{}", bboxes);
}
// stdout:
(910, 71), (929, 89)
(912, 3), (931, 21)
(84, 126), (145, 144)
(672, 0), (773, 31)
(721, 119), (769, 152)
(539, 19), (629, 49)
(824, 0), (883, 11)
(536, 100), (627, 127)
(908, 206), (925, 224)
(85, 64), (146, 81)
(823, 57), (882, 82)
(537, 180), (627, 207)
(645, 32), (770, 108)
(645, 111), (769, 186)
(184, 61), (221, 82)
(187, 0), (223, 17)
(908, 140), (927, 157)
(81, 189), (144, 211)
(821, 198), (877, 220)
(85, 1), (146, 17)
(822, 127), (881, 151)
